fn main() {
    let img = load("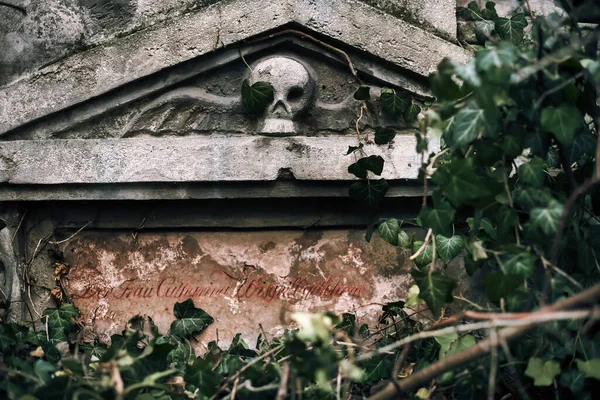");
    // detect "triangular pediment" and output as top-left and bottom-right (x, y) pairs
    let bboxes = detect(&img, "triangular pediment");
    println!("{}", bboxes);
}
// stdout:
(4, 30), (435, 140)
(0, 0), (469, 136)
